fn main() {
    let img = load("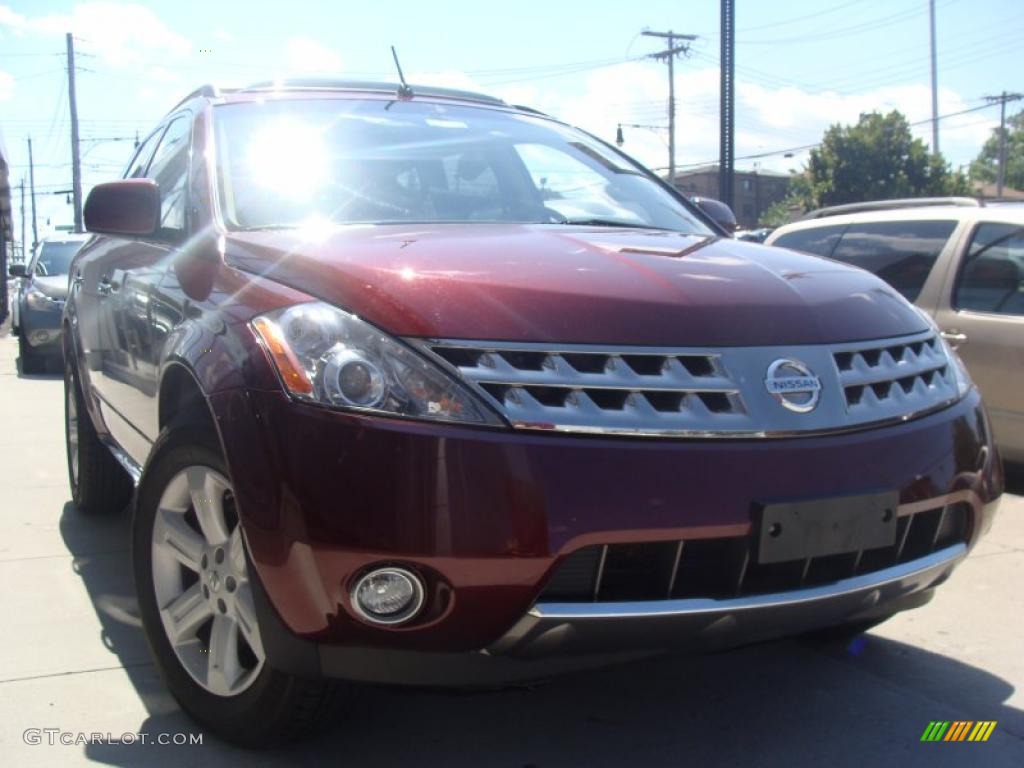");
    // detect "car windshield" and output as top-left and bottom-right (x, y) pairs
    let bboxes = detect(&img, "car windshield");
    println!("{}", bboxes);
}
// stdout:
(212, 98), (712, 234)
(33, 241), (81, 276)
